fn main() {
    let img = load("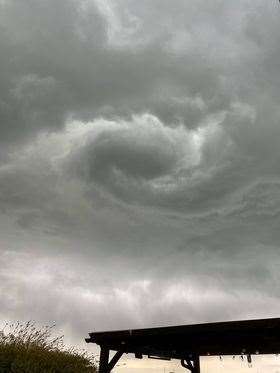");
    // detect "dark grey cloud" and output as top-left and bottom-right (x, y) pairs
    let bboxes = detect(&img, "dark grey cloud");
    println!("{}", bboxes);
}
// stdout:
(1, 0), (280, 352)
(0, 0), (242, 151)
